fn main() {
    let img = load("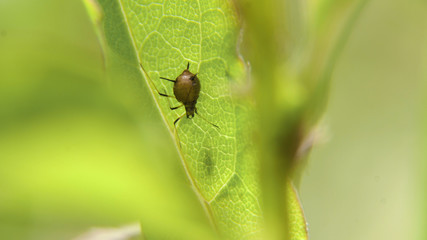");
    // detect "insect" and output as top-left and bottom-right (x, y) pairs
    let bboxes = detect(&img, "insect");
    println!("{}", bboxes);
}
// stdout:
(141, 62), (219, 130)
